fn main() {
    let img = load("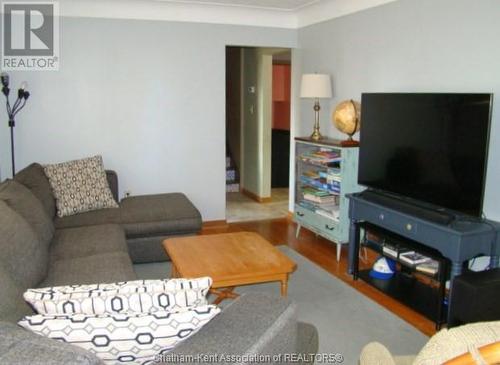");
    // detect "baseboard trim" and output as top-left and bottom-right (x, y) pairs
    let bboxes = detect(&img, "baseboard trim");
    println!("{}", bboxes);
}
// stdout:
(241, 188), (272, 203)
(202, 220), (228, 229)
